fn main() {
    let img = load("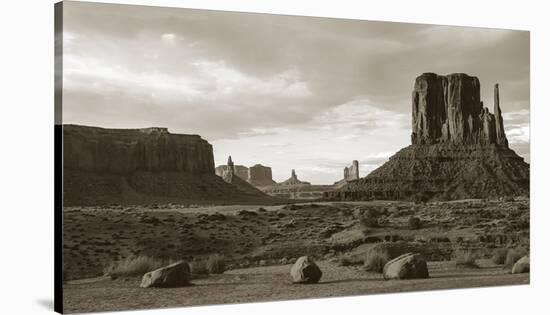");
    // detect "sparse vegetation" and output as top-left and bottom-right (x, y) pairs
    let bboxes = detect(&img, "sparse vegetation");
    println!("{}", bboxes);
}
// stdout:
(491, 248), (509, 265)
(453, 248), (480, 268)
(190, 258), (208, 274)
(103, 255), (175, 278)
(504, 248), (528, 267)
(364, 250), (390, 273)
(408, 216), (422, 230)
(360, 215), (379, 228)
(337, 254), (363, 267)
(206, 254), (226, 274)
